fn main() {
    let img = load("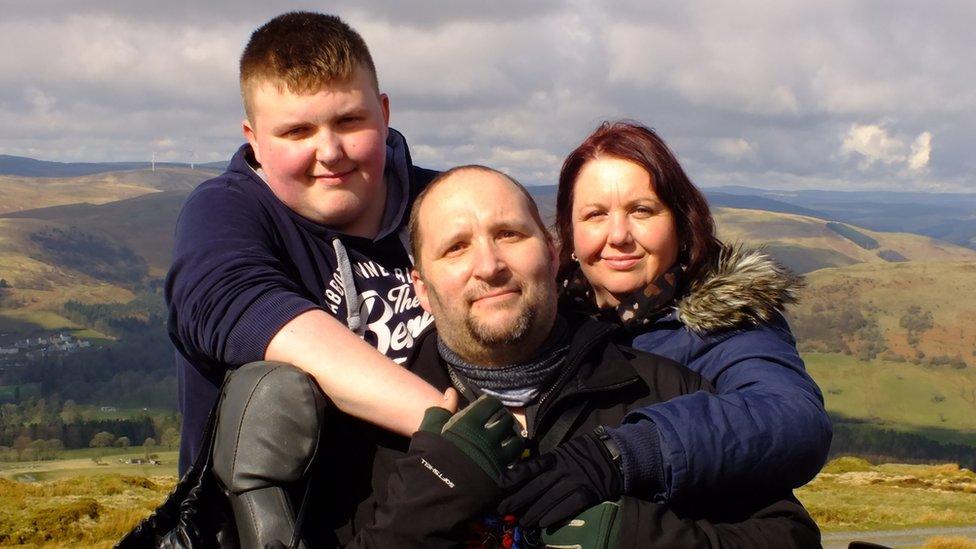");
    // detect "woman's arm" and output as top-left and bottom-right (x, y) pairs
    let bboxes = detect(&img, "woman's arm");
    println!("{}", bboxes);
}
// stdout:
(614, 315), (831, 501)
